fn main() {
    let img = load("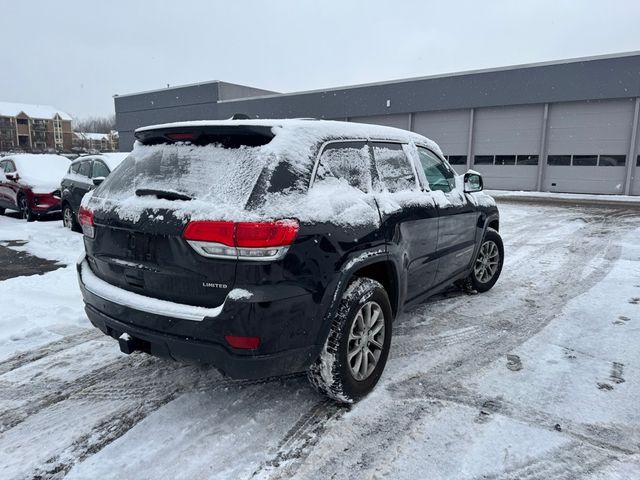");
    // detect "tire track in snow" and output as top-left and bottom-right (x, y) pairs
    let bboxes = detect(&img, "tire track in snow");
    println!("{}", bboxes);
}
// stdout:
(16, 372), (309, 479)
(391, 325), (489, 359)
(477, 441), (616, 480)
(250, 398), (348, 480)
(0, 329), (100, 376)
(391, 380), (639, 455)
